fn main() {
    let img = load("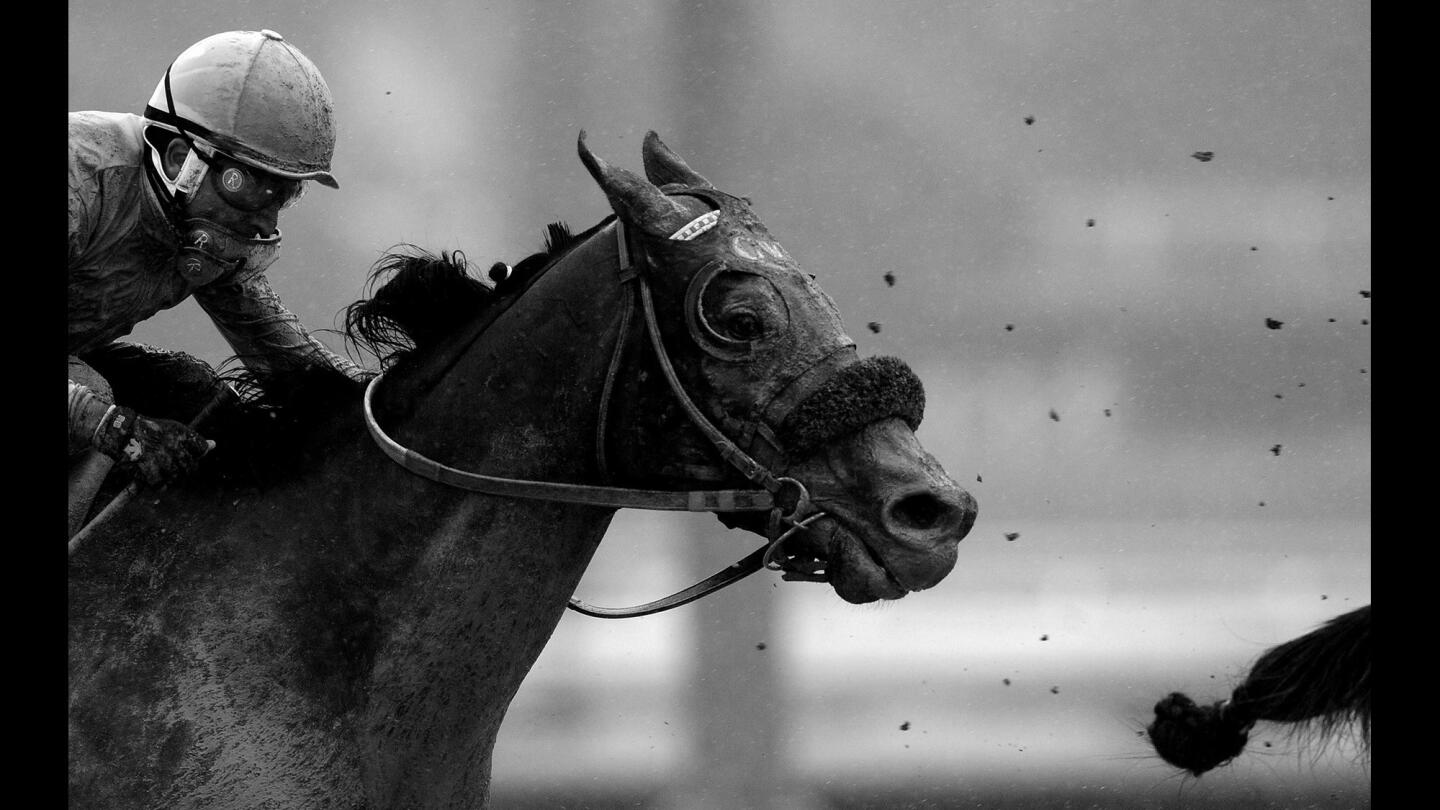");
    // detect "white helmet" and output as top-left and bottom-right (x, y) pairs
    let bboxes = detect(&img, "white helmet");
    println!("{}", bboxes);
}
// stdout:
(143, 30), (339, 188)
